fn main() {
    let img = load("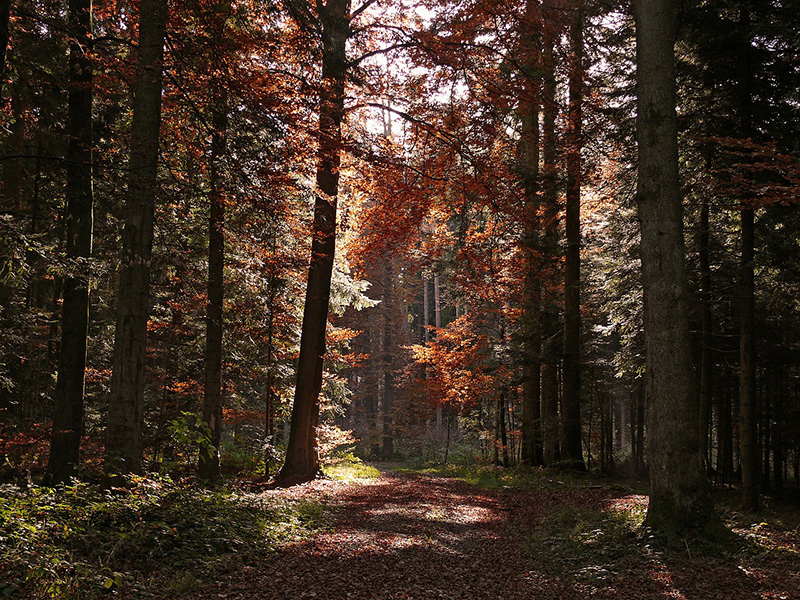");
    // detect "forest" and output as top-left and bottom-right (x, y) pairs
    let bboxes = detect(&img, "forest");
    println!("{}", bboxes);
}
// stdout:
(0, 0), (799, 598)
